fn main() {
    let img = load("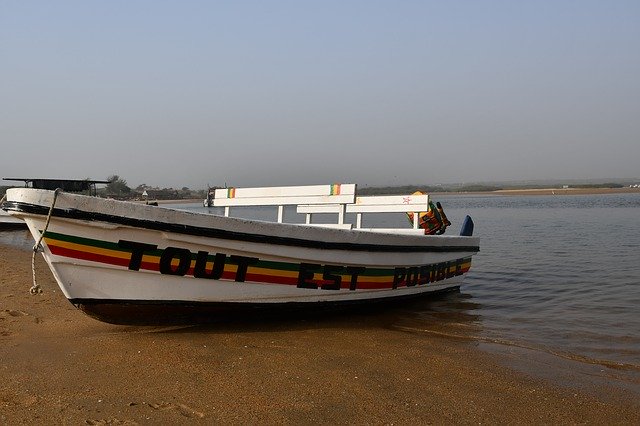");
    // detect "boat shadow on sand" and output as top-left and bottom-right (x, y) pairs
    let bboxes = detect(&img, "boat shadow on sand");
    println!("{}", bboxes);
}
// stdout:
(96, 291), (483, 338)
